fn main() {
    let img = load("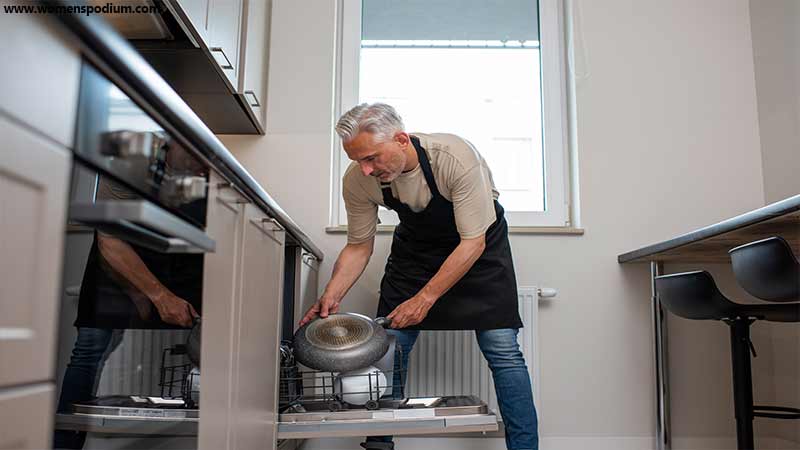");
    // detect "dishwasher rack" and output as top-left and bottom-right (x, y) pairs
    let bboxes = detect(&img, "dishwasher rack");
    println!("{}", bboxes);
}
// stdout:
(158, 344), (200, 408)
(279, 366), (405, 412)
(279, 339), (406, 412)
